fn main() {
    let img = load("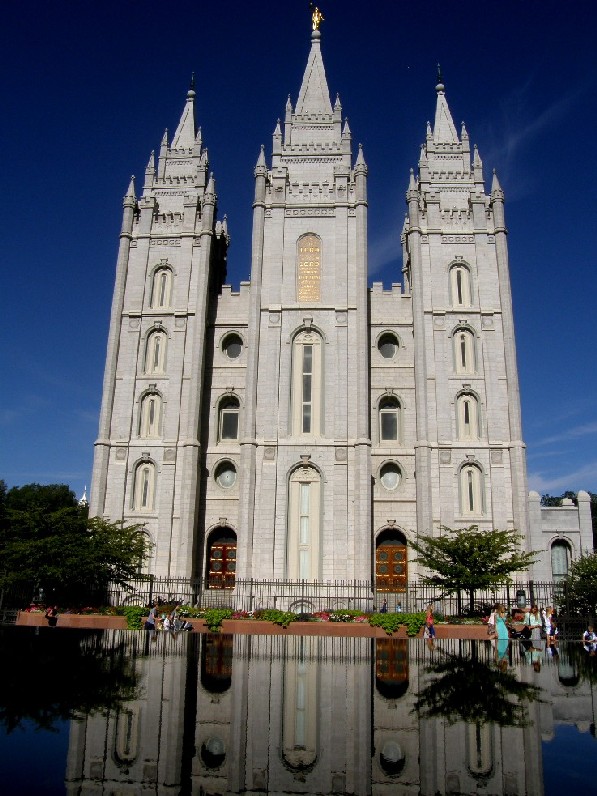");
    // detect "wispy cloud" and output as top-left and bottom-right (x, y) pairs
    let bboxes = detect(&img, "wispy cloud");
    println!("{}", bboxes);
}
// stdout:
(528, 460), (597, 494)
(534, 421), (597, 448)
(368, 228), (402, 277)
(481, 77), (592, 200)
